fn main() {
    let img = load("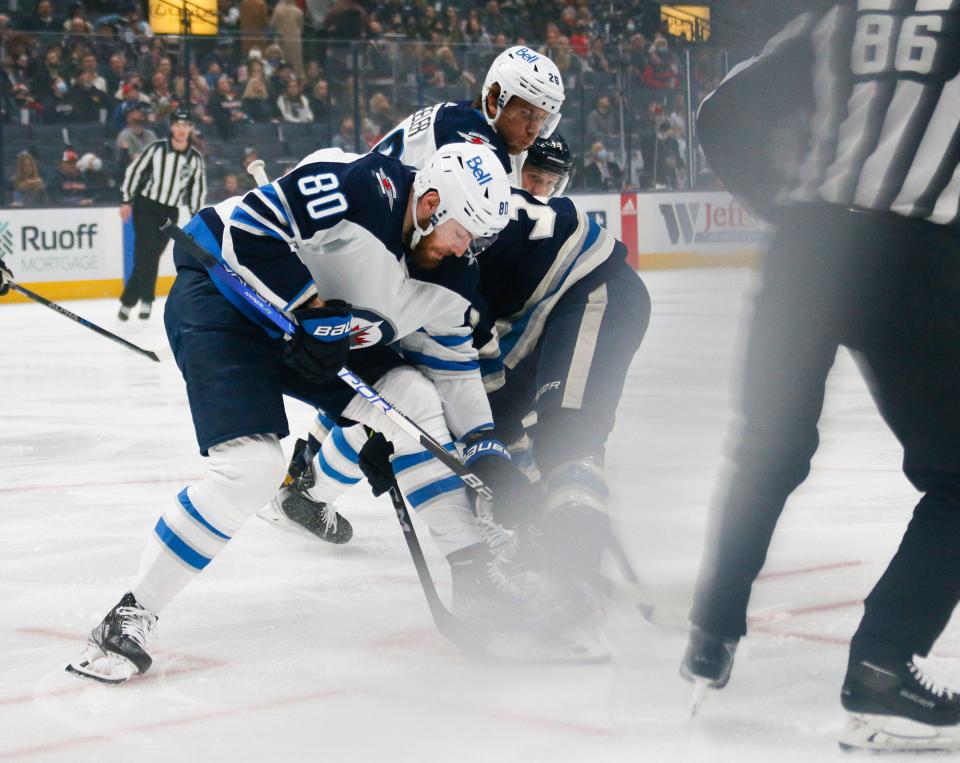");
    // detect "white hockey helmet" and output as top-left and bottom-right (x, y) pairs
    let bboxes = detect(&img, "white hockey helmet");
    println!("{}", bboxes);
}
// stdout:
(482, 46), (565, 138)
(411, 142), (511, 249)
